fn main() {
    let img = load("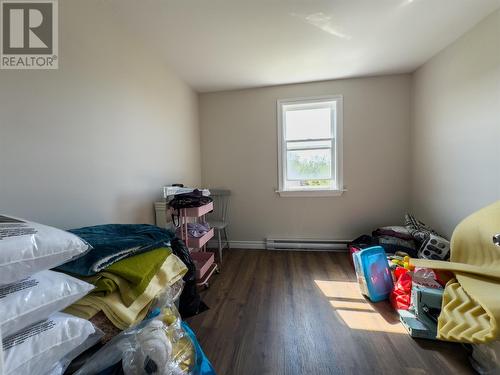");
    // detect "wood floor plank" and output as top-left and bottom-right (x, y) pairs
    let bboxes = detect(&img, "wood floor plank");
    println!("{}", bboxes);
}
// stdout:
(187, 250), (473, 375)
